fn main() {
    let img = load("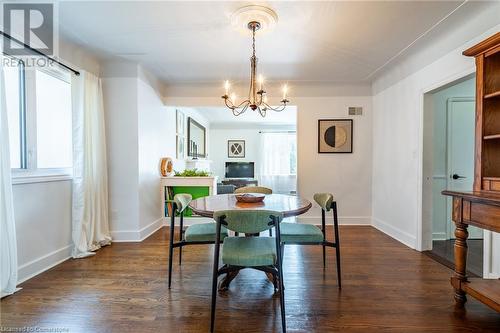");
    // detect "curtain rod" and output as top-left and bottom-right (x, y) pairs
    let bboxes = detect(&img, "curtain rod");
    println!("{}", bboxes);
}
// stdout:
(1, 31), (80, 76)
